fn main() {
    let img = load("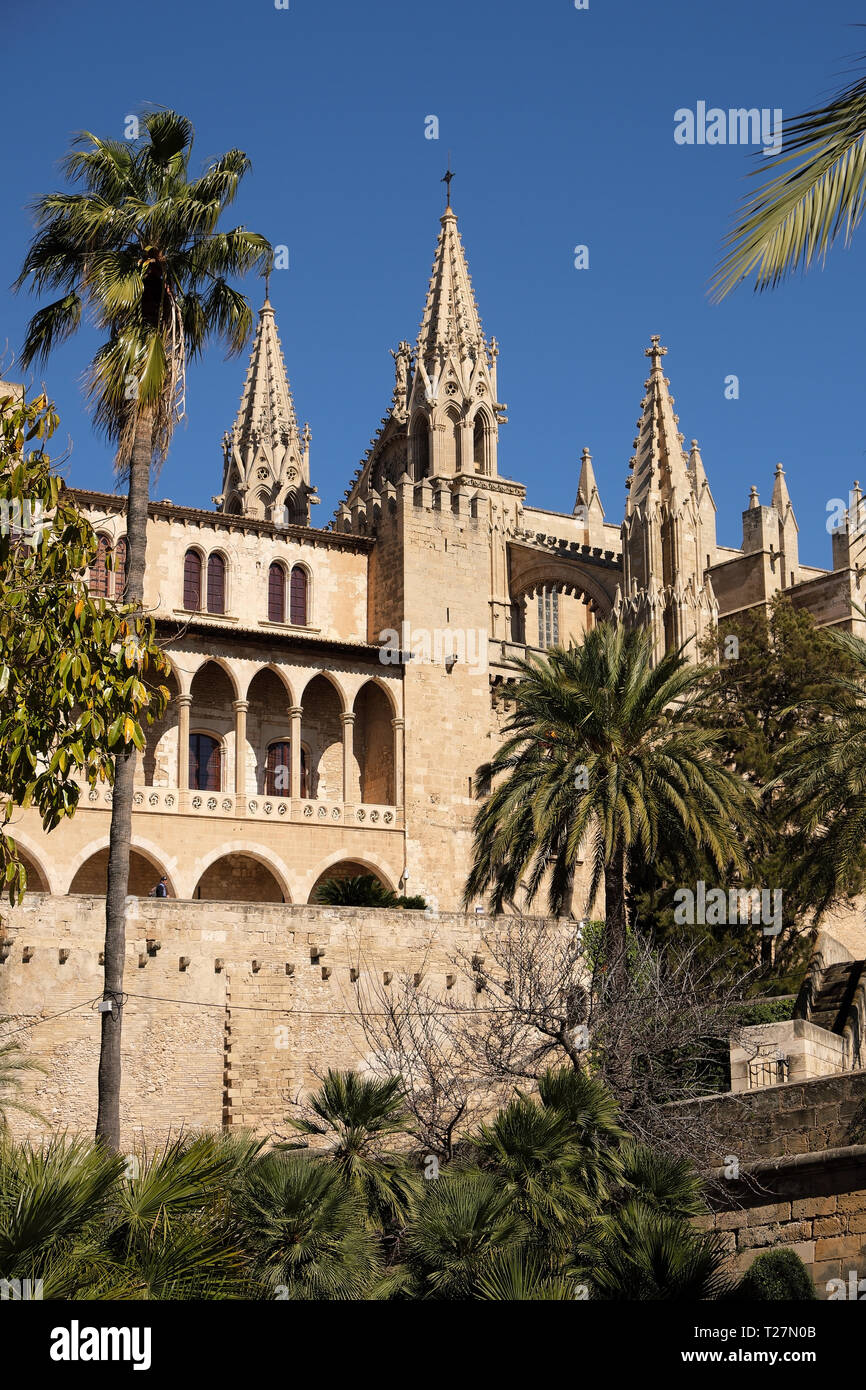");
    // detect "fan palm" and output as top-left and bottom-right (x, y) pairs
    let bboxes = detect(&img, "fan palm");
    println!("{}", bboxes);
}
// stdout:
(405, 1169), (525, 1299)
(616, 1140), (707, 1218)
(314, 875), (399, 908)
(235, 1152), (381, 1300)
(285, 1070), (417, 1225)
(0, 1134), (131, 1297)
(537, 1065), (625, 1200)
(15, 109), (271, 1150)
(465, 623), (756, 1007)
(475, 1246), (578, 1300)
(583, 1203), (735, 1301)
(469, 1093), (591, 1249)
(712, 48), (866, 299)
